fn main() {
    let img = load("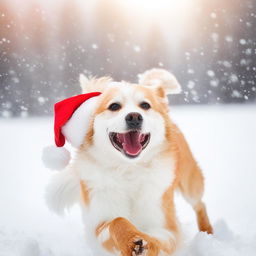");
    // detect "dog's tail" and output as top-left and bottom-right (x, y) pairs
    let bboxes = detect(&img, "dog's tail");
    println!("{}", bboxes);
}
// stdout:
(45, 168), (80, 215)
